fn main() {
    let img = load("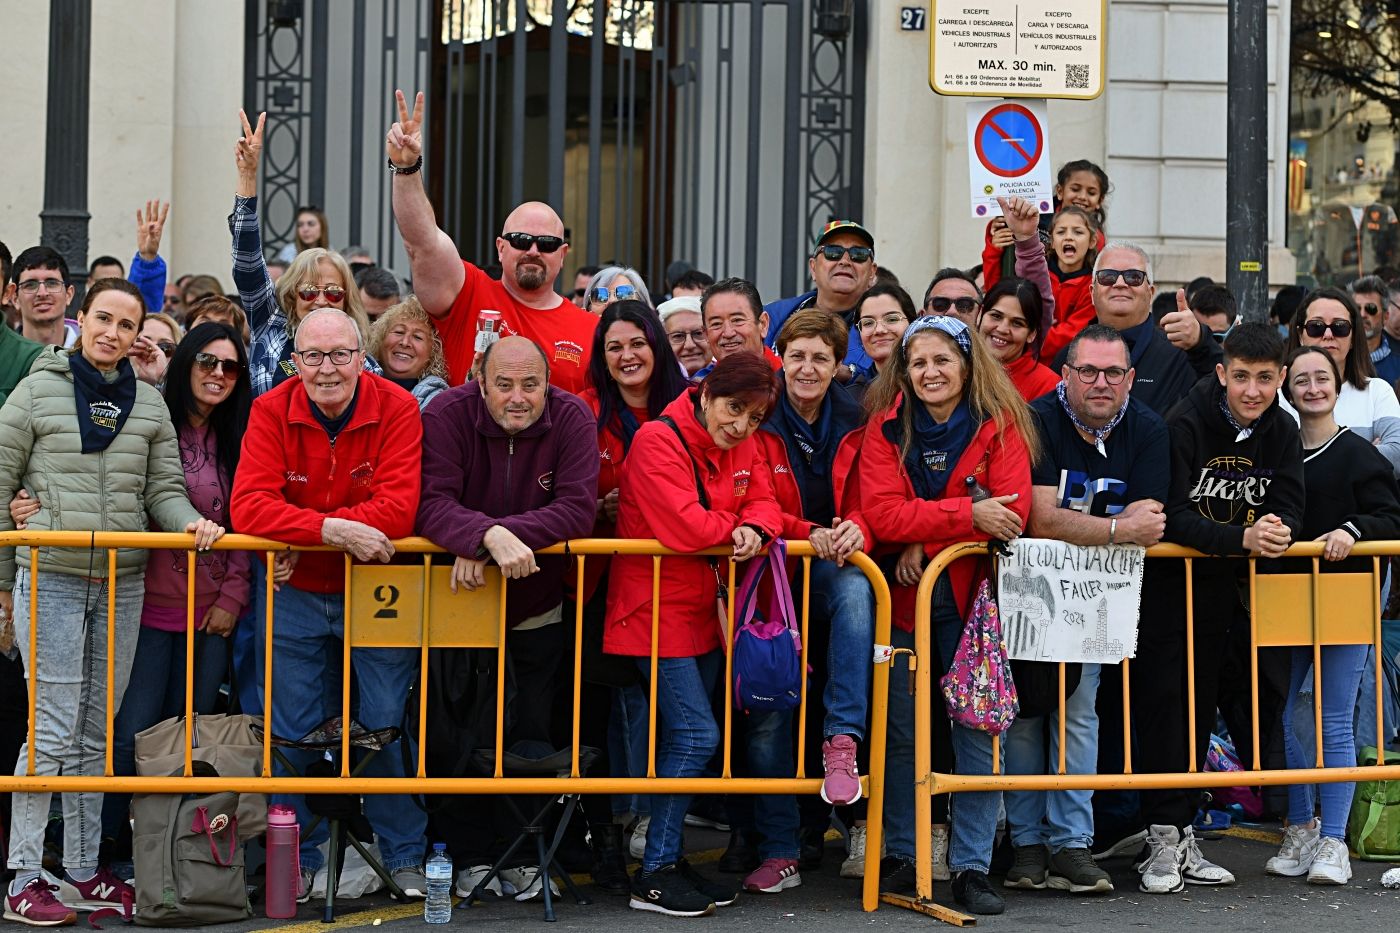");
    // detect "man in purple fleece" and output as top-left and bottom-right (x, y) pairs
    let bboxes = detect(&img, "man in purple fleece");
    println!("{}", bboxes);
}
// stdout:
(415, 336), (599, 896)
